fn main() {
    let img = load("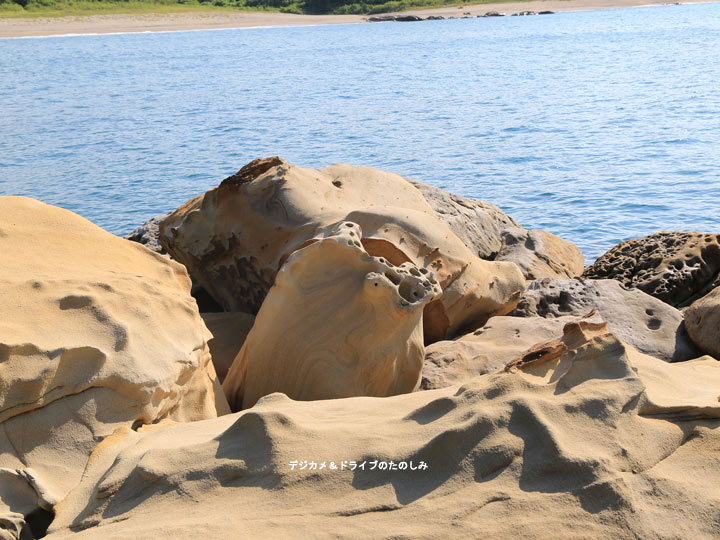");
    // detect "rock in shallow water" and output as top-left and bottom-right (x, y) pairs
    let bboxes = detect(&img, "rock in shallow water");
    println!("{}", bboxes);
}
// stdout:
(222, 222), (442, 410)
(45, 323), (720, 540)
(0, 197), (228, 539)
(159, 157), (526, 342)
(583, 231), (720, 307)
